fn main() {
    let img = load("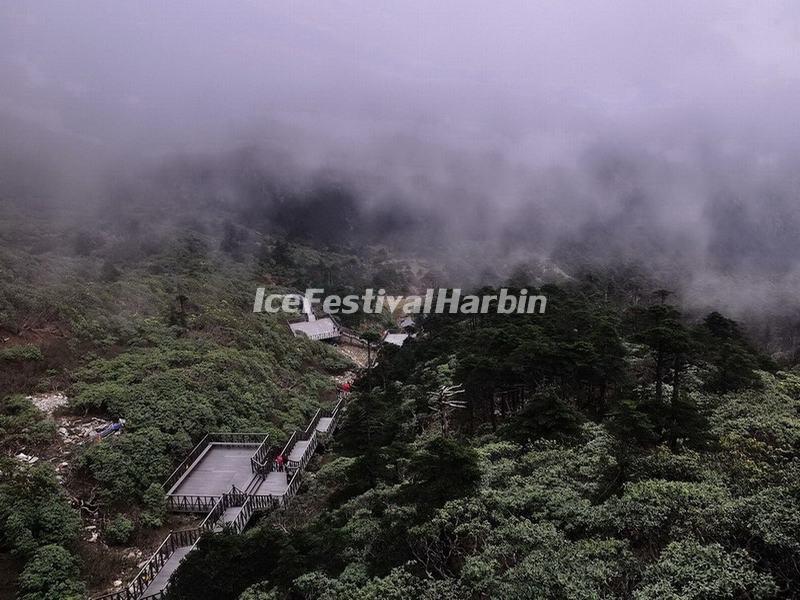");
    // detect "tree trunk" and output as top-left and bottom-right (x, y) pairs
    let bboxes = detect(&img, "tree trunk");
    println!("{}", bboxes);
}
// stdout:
(655, 345), (664, 403)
